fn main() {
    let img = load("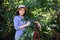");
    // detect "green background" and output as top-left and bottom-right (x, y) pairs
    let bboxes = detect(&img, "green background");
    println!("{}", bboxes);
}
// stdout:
(0, 0), (60, 40)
